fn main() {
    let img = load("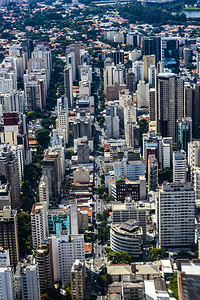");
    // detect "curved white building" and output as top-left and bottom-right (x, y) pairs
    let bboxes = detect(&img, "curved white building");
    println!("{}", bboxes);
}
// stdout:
(110, 220), (143, 258)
